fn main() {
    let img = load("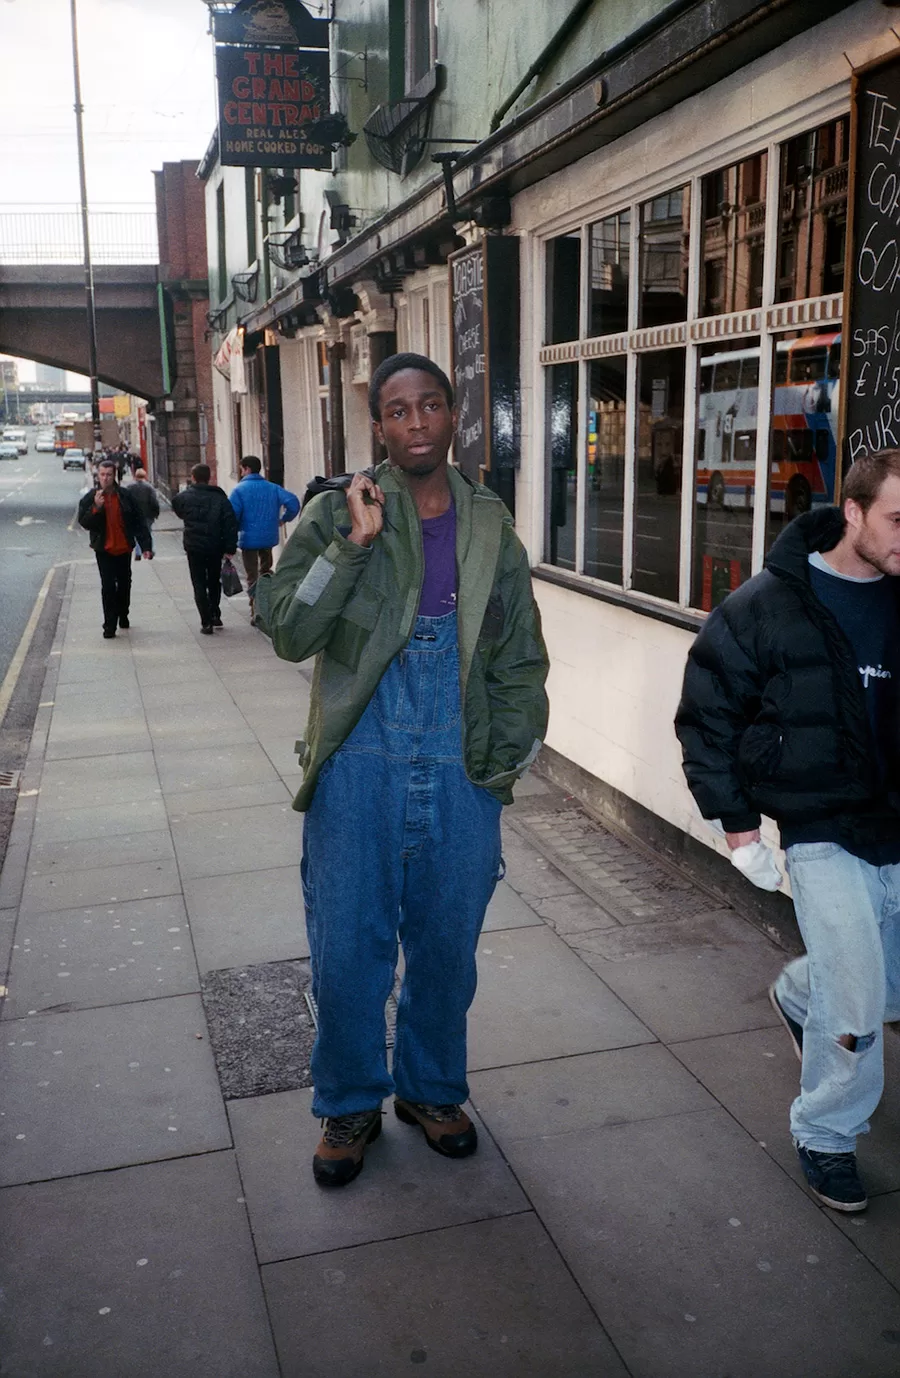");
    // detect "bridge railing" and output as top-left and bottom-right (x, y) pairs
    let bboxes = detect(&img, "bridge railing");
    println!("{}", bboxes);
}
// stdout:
(0, 207), (158, 265)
